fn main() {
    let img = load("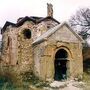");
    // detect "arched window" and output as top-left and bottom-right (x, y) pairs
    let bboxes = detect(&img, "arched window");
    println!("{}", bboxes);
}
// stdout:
(23, 29), (31, 39)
